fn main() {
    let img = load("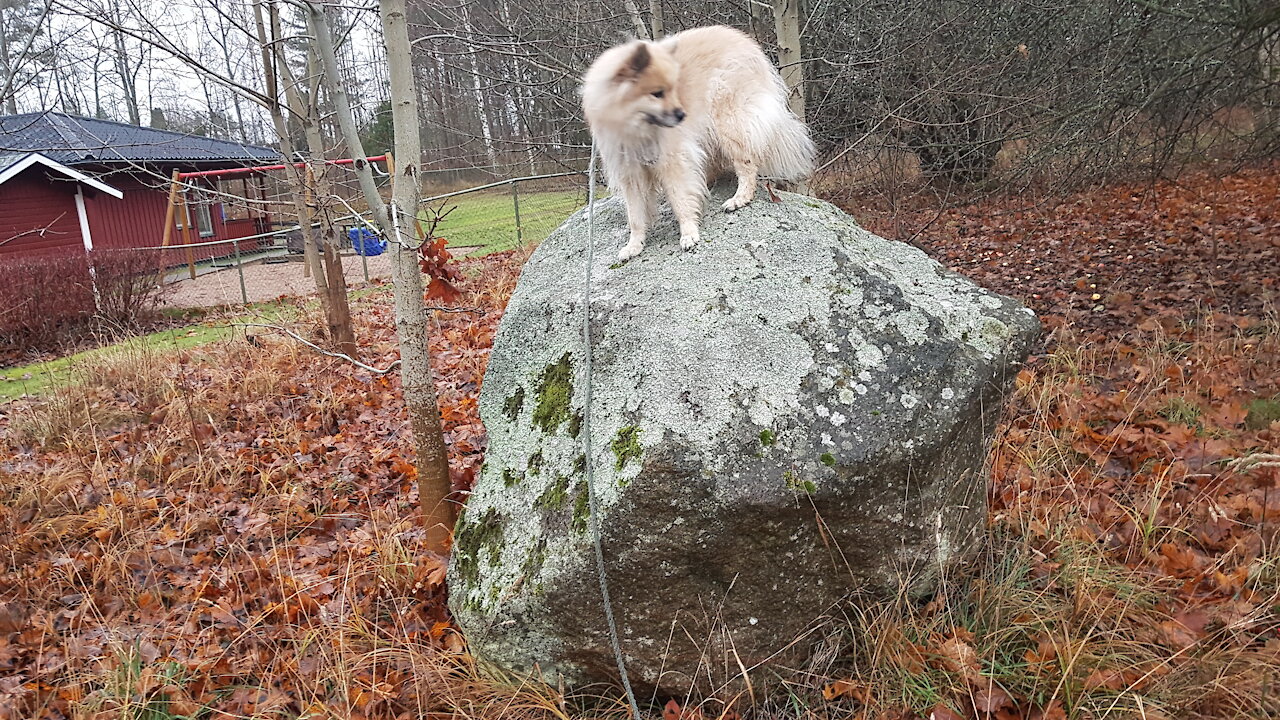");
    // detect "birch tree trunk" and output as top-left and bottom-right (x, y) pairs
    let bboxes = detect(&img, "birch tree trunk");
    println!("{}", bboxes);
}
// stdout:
(460, 1), (498, 168)
(773, 0), (808, 193)
(109, 2), (140, 125)
(308, 0), (456, 549)
(298, 42), (358, 357)
(253, 2), (323, 281)
(772, 0), (805, 122)
(623, 0), (649, 40)
(215, 8), (248, 142)
(649, 0), (664, 39)
(267, 3), (327, 287)
(0, 9), (16, 115)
